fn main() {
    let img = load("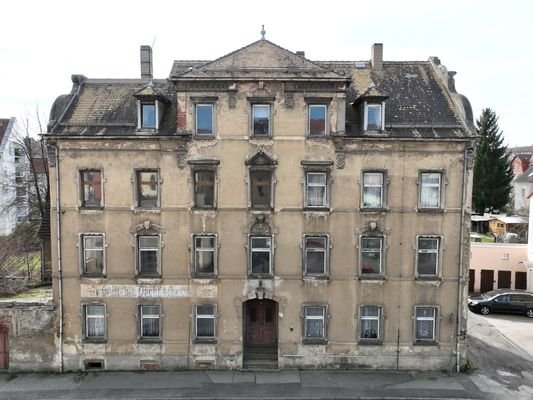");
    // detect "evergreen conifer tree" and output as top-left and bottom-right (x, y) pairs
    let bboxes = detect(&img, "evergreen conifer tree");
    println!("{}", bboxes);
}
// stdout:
(472, 108), (513, 214)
